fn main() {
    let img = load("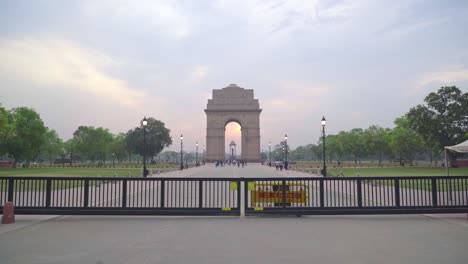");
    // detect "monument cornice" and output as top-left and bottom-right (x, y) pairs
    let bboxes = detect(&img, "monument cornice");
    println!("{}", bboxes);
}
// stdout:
(204, 109), (262, 113)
